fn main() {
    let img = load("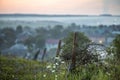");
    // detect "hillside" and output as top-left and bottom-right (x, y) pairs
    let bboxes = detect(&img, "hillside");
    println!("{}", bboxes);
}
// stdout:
(0, 56), (46, 80)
